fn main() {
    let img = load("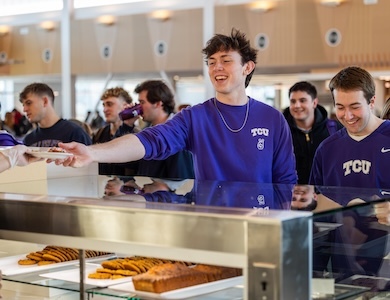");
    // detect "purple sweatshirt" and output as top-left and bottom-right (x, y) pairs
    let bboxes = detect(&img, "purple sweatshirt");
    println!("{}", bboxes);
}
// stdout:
(310, 120), (390, 189)
(136, 97), (297, 184)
